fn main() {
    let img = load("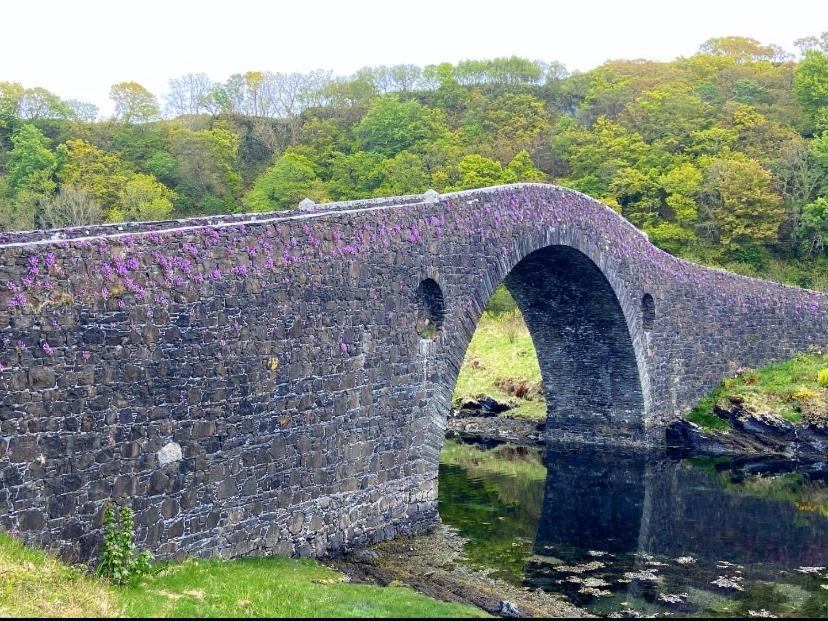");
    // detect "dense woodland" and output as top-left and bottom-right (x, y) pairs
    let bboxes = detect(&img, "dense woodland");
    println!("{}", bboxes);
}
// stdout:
(2, 35), (828, 287)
